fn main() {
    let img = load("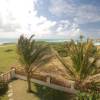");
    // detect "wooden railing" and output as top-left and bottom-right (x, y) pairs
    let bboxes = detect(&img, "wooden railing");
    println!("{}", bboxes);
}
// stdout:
(1, 67), (100, 93)
(15, 67), (74, 88)
(15, 67), (76, 94)
(0, 69), (15, 82)
(0, 68), (77, 94)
